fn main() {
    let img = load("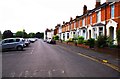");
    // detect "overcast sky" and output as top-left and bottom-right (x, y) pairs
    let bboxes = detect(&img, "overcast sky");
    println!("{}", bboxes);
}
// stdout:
(0, 0), (106, 33)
